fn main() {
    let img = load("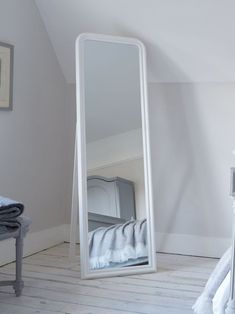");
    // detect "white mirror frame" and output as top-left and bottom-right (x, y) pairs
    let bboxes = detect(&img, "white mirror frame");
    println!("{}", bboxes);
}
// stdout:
(71, 33), (156, 279)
